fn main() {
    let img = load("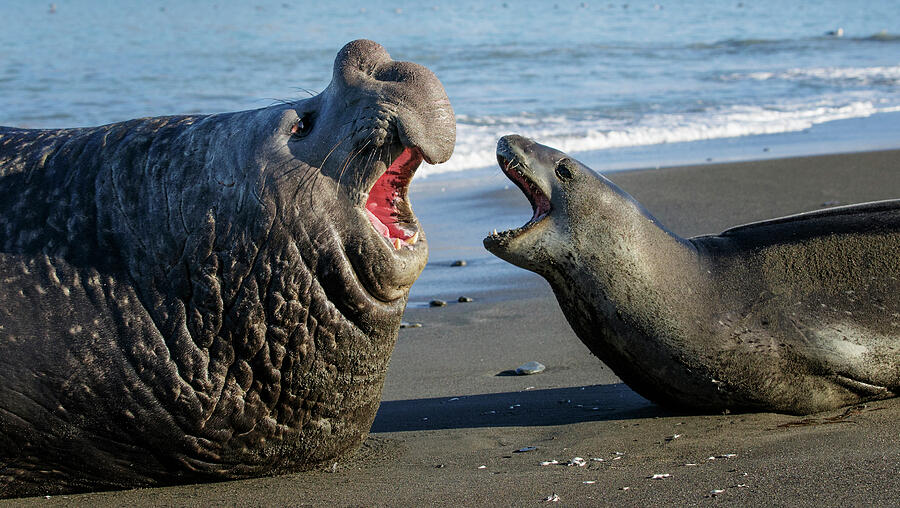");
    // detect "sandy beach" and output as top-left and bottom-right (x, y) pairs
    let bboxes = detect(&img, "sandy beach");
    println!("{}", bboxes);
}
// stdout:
(8, 149), (900, 506)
